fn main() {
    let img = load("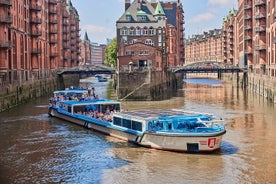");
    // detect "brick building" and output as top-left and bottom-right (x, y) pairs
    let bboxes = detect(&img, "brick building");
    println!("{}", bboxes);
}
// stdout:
(184, 29), (223, 64)
(0, 0), (81, 88)
(236, 0), (275, 77)
(116, 0), (184, 72)
(91, 43), (106, 65)
(185, 0), (276, 79)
